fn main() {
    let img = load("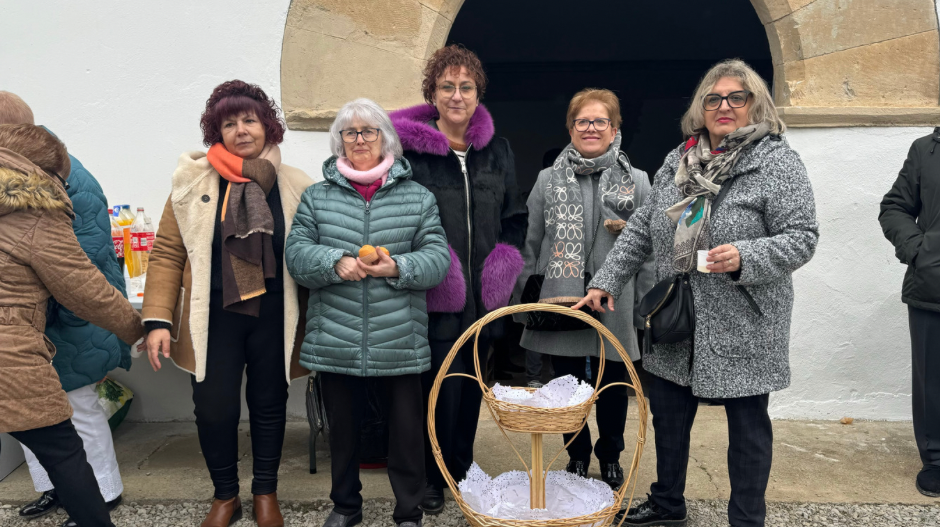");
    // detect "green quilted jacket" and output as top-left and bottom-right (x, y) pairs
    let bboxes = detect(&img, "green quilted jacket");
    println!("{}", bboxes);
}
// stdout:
(285, 156), (450, 376)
